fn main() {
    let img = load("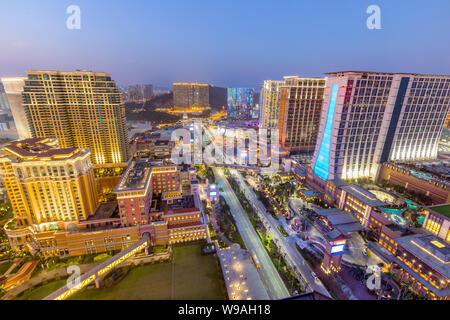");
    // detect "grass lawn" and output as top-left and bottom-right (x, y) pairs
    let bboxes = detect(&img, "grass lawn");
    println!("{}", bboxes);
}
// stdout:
(68, 243), (225, 300)
(16, 279), (68, 300)
(0, 261), (13, 275)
